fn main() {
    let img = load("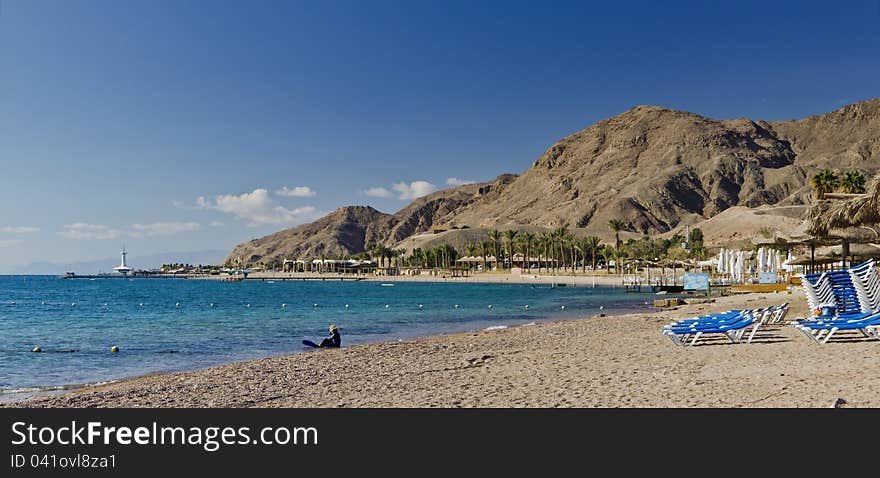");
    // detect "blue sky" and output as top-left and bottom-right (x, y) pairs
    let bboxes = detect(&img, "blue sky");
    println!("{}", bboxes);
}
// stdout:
(1, 0), (879, 272)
